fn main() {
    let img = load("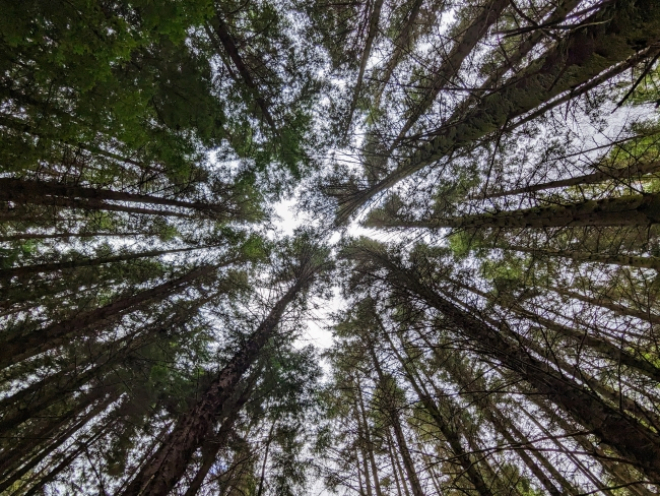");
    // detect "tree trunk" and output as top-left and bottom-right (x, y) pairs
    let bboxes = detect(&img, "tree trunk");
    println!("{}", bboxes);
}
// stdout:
(0, 178), (227, 216)
(0, 244), (220, 279)
(481, 160), (660, 199)
(206, 15), (276, 131)
(0, 232), (142, 242)
(504, 244), (660, 271)
(336, 0), (660, 222)
(378, 328), (494, 496)
(389, 0), (510, 151)
(0, 261), (227, 369)
(356, 376), (384, 496)
(369, 351), (425, 496)
(345, 0), (385, 134)
(369, 191), (660, 230)
(119, 261), (318, 496)
(183, 373), (258, 496)
(357, 246), (660, 481)
(0, 392), (114, 492)
(557, 287), (660, 325)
